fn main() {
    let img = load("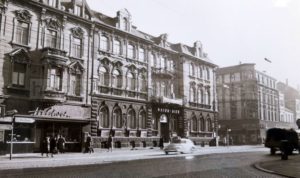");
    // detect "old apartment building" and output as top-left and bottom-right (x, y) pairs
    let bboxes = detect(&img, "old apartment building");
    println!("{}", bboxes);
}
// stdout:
(0, 0), (217, 153)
